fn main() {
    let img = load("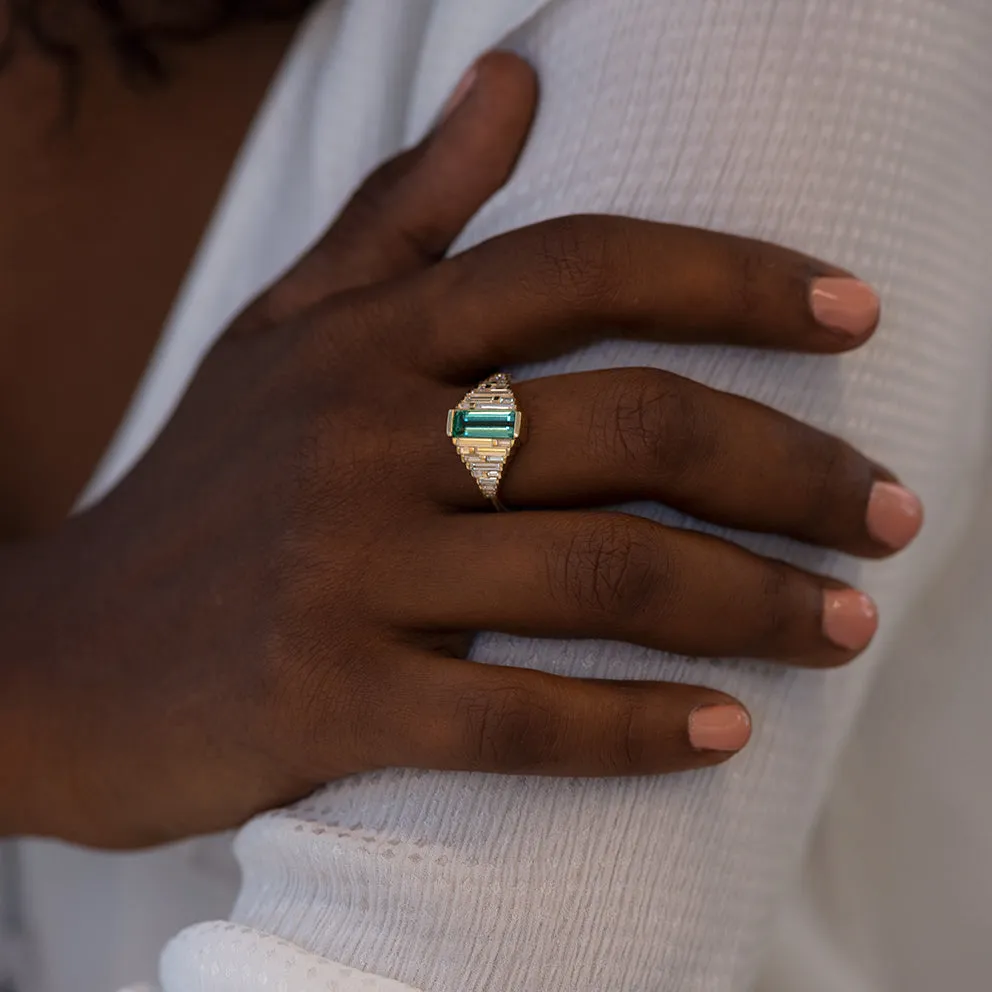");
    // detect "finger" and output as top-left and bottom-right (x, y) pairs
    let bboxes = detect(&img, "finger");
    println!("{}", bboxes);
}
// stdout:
(389, 513), (879, 667)
(254, 52), (538, 326)
(368, 652), (751, 775)
(431, 368), (923, 557)
(411, 214), (881, 377)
